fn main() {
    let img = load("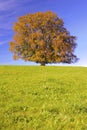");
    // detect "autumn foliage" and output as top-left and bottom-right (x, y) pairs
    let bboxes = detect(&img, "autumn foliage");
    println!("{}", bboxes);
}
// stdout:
(10, 11), (78, 66)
